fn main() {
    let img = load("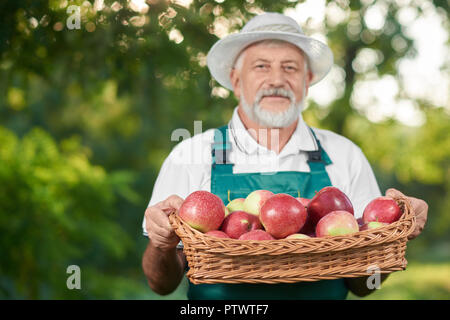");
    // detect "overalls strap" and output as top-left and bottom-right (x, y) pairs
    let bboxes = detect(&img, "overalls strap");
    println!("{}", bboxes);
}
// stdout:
(211, 125), (233, 174)
(188, 124), (348, 300)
